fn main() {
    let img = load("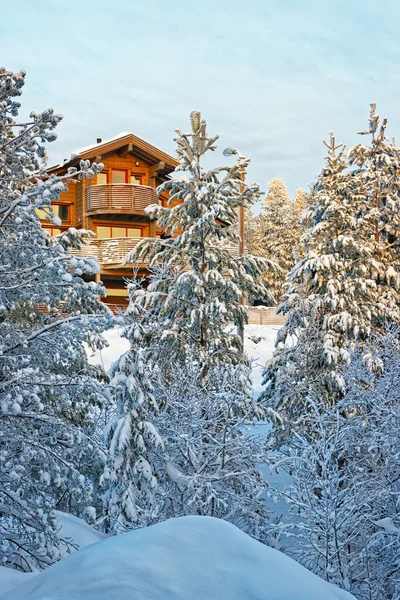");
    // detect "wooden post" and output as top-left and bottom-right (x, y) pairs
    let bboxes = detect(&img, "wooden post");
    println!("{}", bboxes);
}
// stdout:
(149, 219), (156, 238)
(82, 178), (88, 230)
(238, 165), (245, 344)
